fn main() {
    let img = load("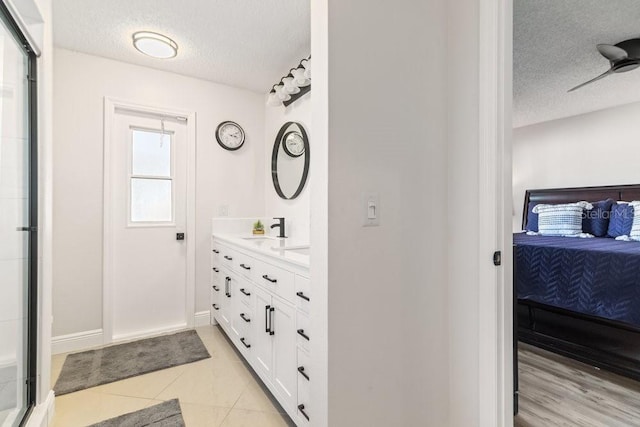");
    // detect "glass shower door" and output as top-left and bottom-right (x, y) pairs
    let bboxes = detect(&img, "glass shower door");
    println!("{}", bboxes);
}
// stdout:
(0, 5), (35, 426)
